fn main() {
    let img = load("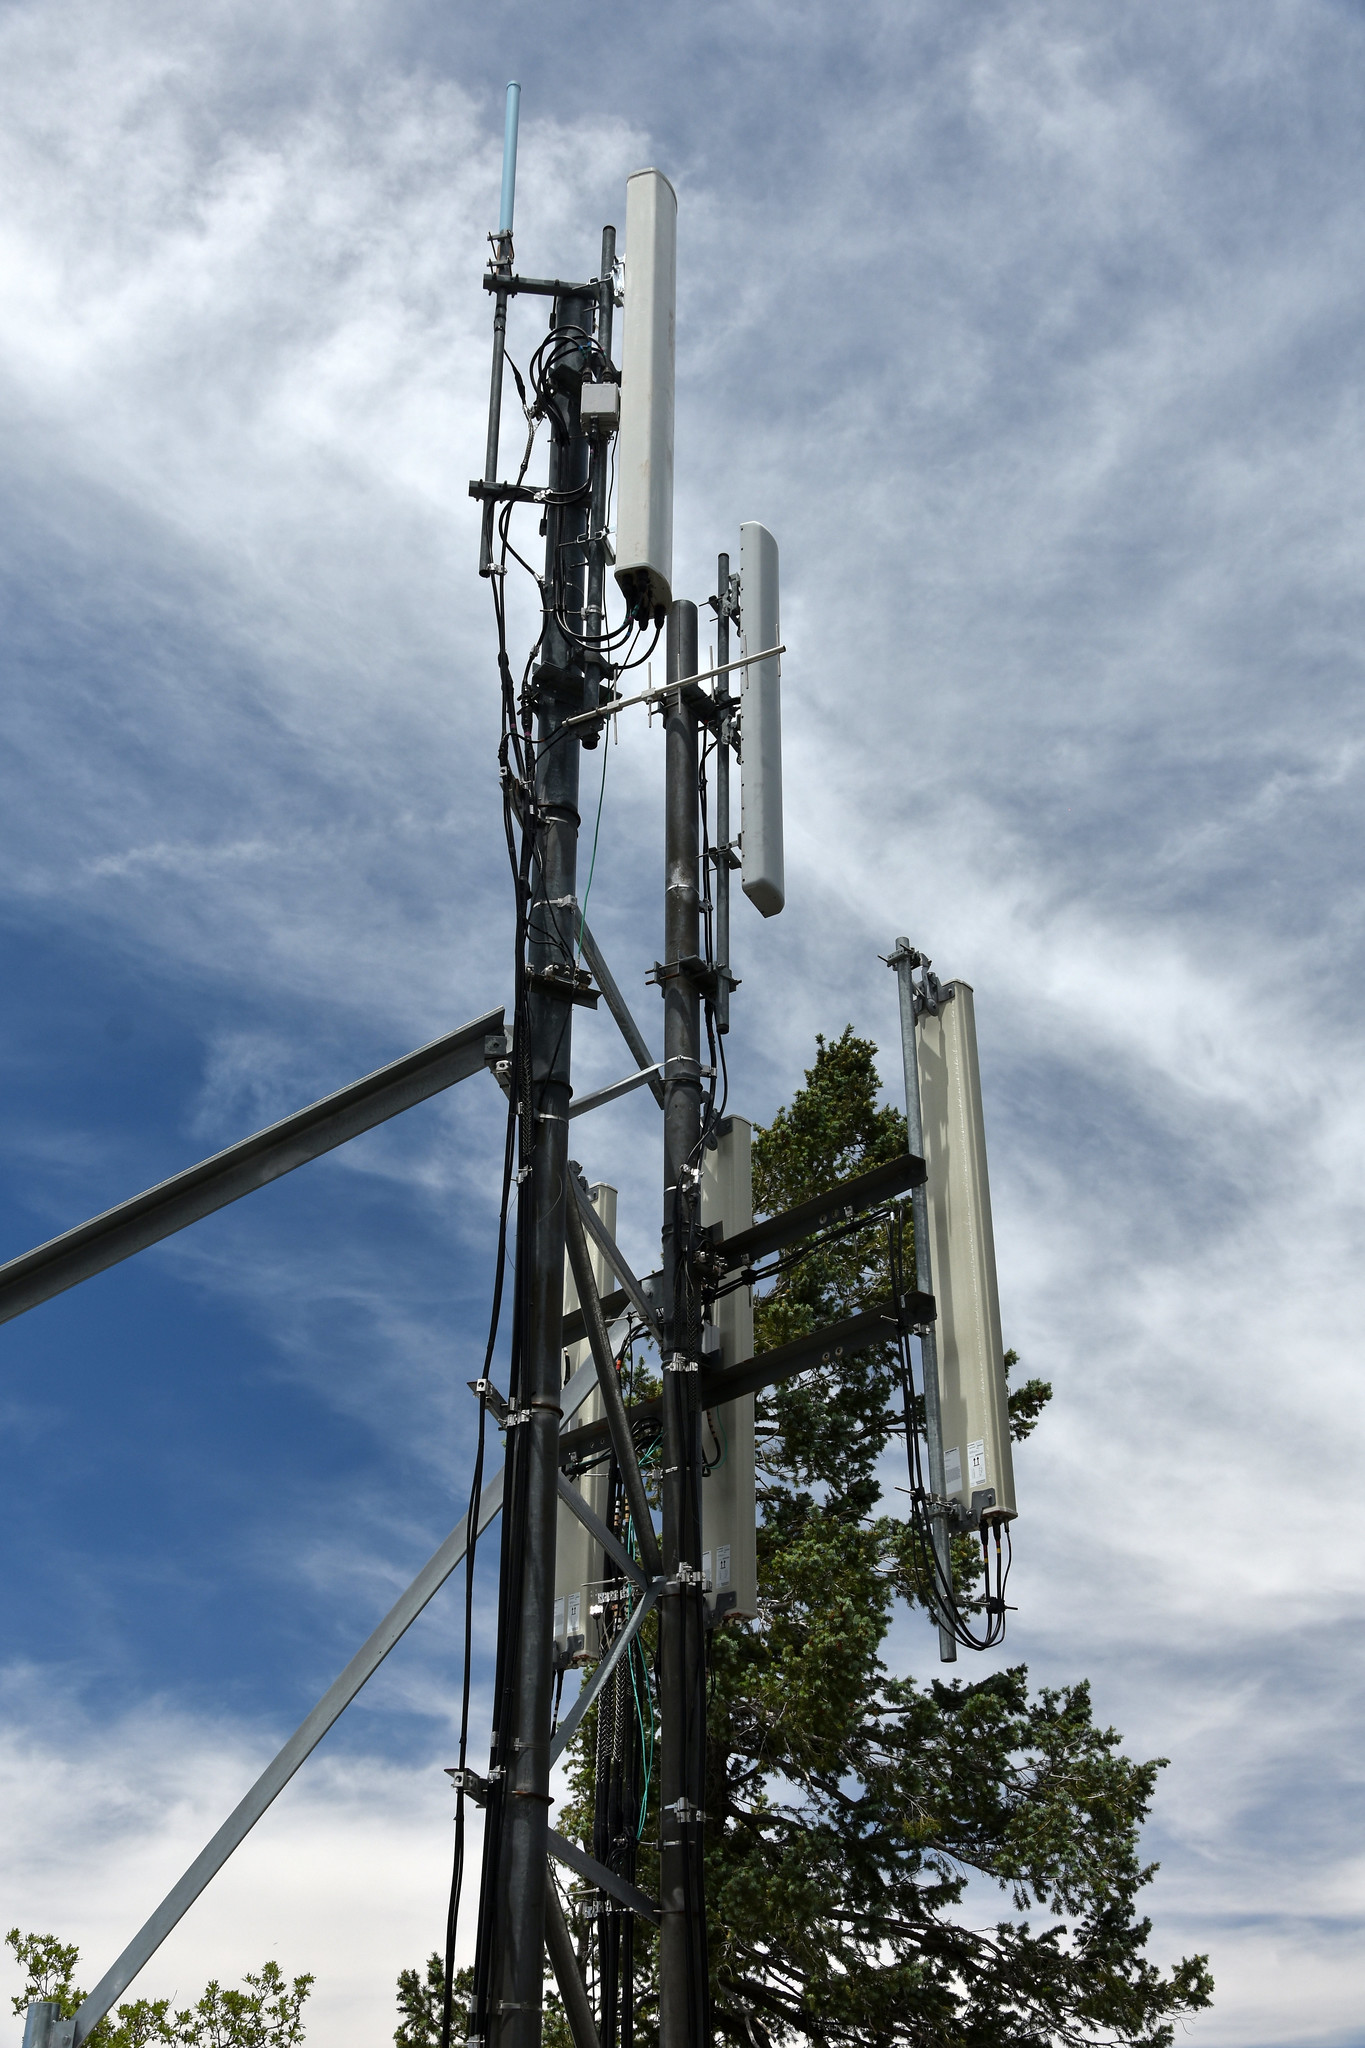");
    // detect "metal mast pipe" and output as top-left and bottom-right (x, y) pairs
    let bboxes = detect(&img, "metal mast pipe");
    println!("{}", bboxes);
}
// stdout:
(658, 600), (710, 2048)
(481, 288), (594, 2048)
(890, 940), (957, 1665)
